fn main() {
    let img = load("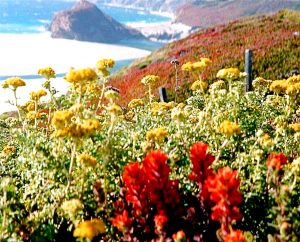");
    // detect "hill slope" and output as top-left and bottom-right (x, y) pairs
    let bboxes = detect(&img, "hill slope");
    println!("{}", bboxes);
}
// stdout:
(176, 0), (300, 27)
(110, 10), (300, 104)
